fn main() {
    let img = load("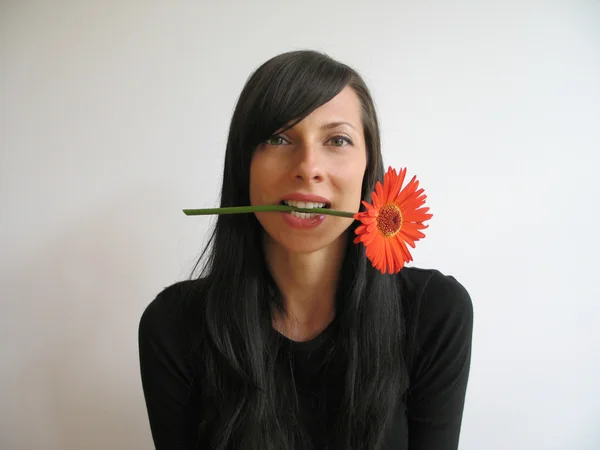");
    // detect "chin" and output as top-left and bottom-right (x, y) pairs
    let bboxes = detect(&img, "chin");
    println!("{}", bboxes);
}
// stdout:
(265, 229), (349, 256)
(278, 241), (331, 255)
